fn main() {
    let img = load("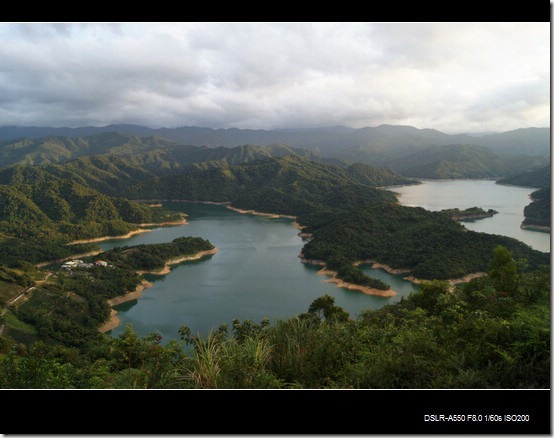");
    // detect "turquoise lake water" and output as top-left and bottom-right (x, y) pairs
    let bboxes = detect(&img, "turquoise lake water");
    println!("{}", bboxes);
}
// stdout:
(98, 179), (549, 341)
